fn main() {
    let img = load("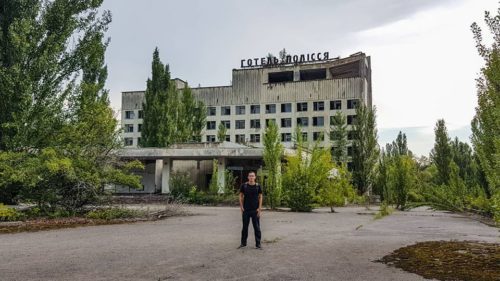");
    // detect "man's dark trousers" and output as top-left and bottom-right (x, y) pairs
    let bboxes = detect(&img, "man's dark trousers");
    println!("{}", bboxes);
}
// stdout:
(241, 209), (261, 246)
